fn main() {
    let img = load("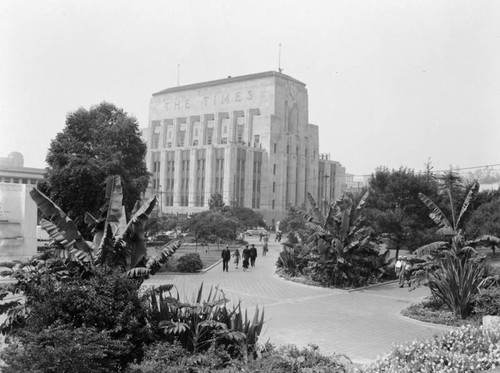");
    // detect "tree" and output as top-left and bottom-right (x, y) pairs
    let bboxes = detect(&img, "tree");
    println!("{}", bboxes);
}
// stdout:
(208, 193), (226, 213)
(181, 211), (240, 243)
(45, 102), (150, 238)
(365, 167), (439, 252)
(224, 207), (265, 229)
